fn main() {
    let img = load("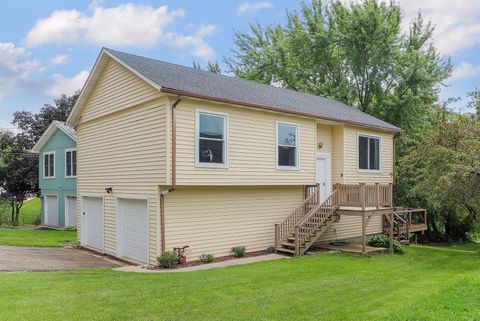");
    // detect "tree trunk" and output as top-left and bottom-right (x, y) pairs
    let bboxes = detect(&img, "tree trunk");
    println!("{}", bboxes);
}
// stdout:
(10, 201), (15, 226)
